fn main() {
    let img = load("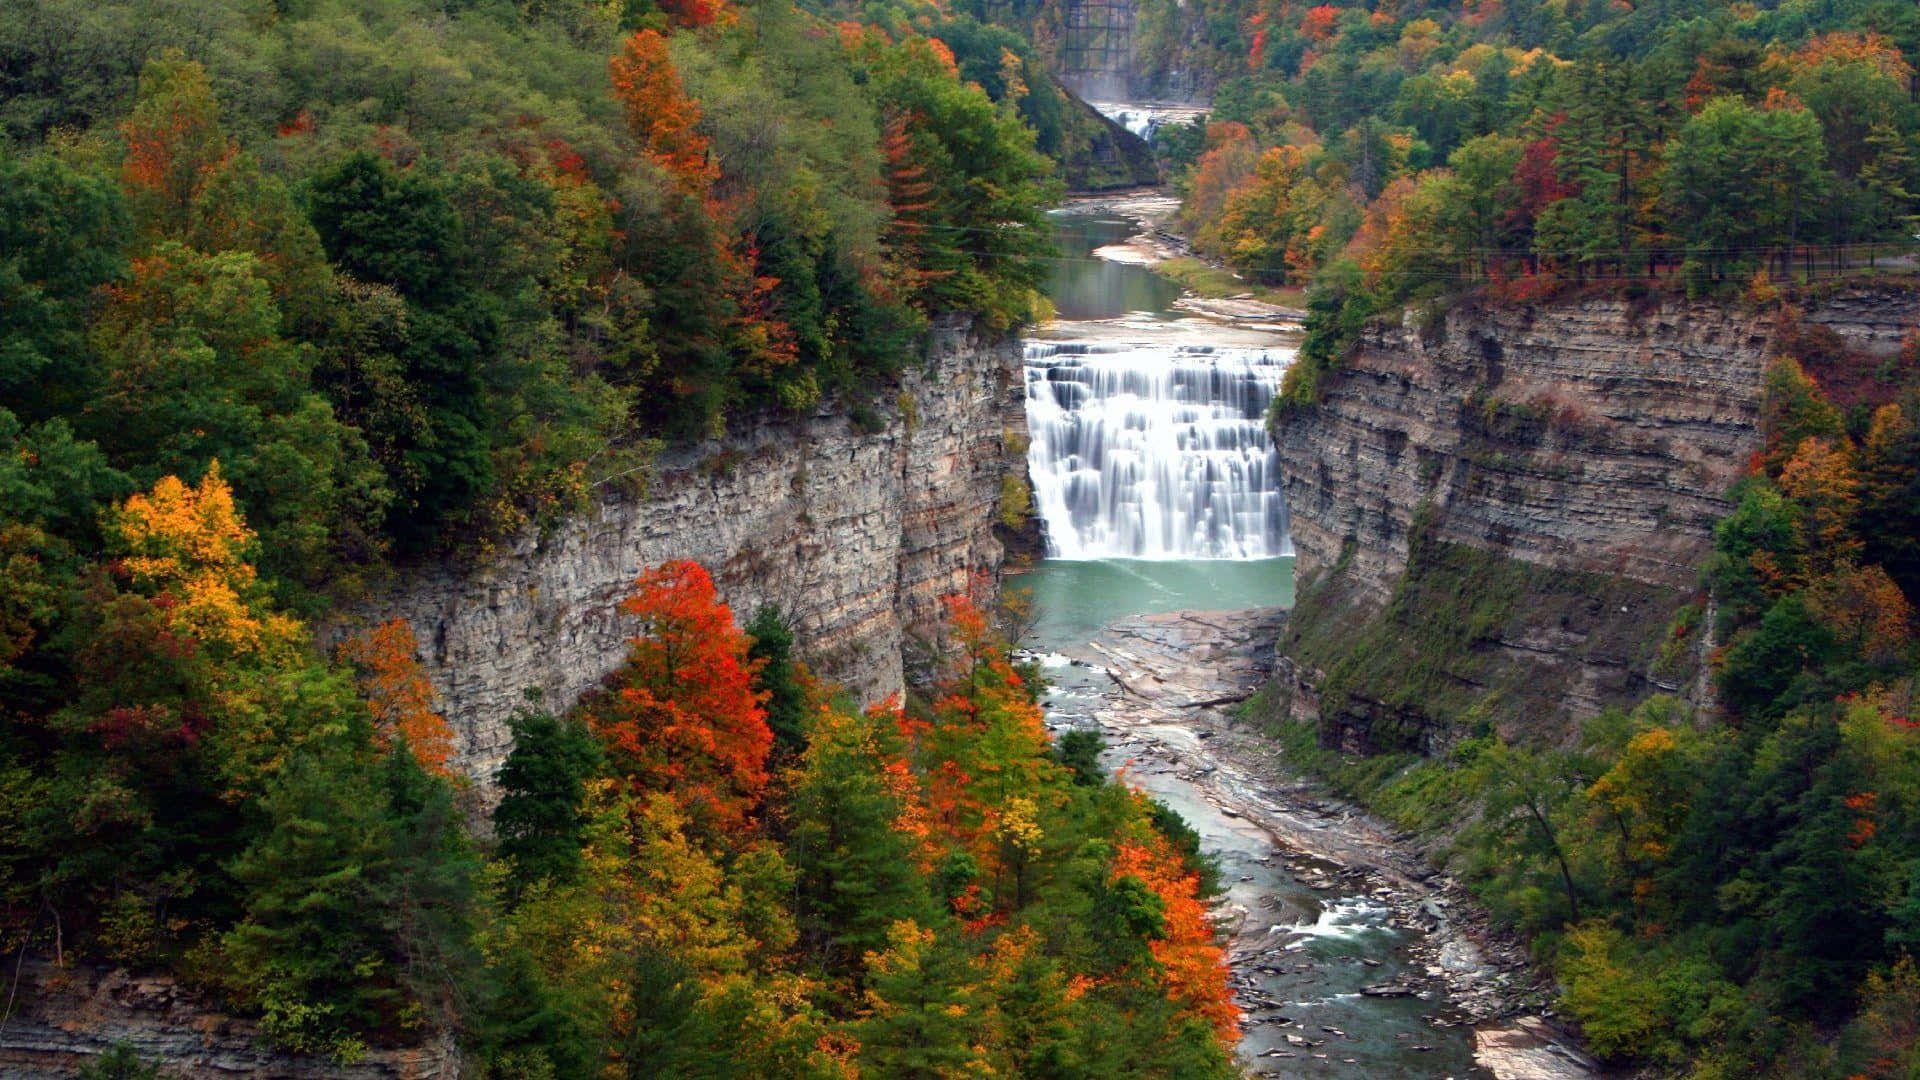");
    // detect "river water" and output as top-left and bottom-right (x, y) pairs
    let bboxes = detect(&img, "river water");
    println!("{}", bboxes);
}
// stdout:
(1020, 202), (1488, 1077)
(1026, 213), (1291, 559)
